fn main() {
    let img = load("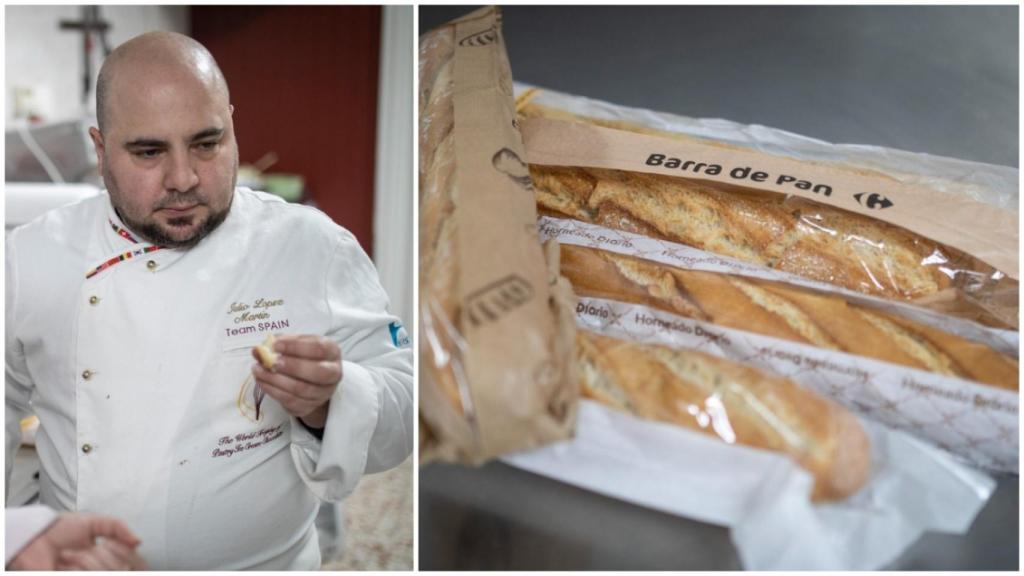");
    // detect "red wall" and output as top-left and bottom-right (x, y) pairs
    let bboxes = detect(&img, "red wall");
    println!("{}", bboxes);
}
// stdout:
(191, 6), (381, 254)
